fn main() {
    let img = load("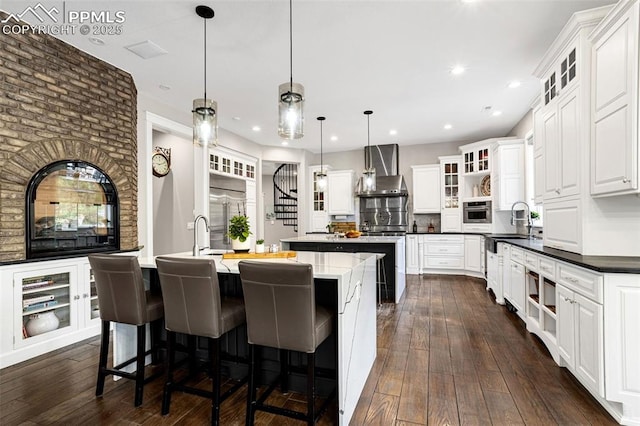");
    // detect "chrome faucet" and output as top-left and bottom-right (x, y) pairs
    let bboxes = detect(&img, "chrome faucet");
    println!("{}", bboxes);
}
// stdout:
(192, 214), (209, 256)
(510, 201), (532, 238)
